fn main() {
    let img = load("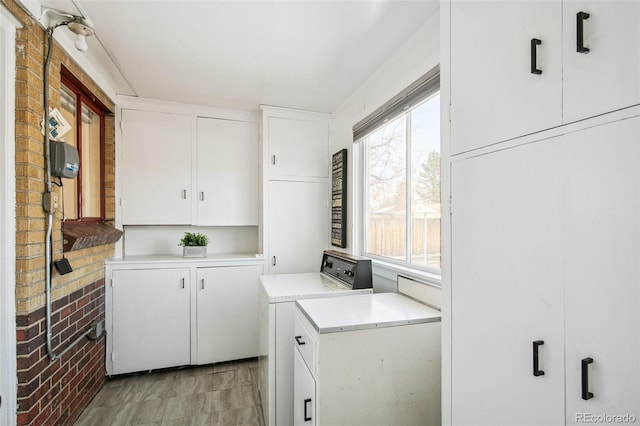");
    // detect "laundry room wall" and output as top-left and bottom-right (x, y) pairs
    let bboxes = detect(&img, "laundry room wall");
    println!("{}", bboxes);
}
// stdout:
(4, 0), (117, 424)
